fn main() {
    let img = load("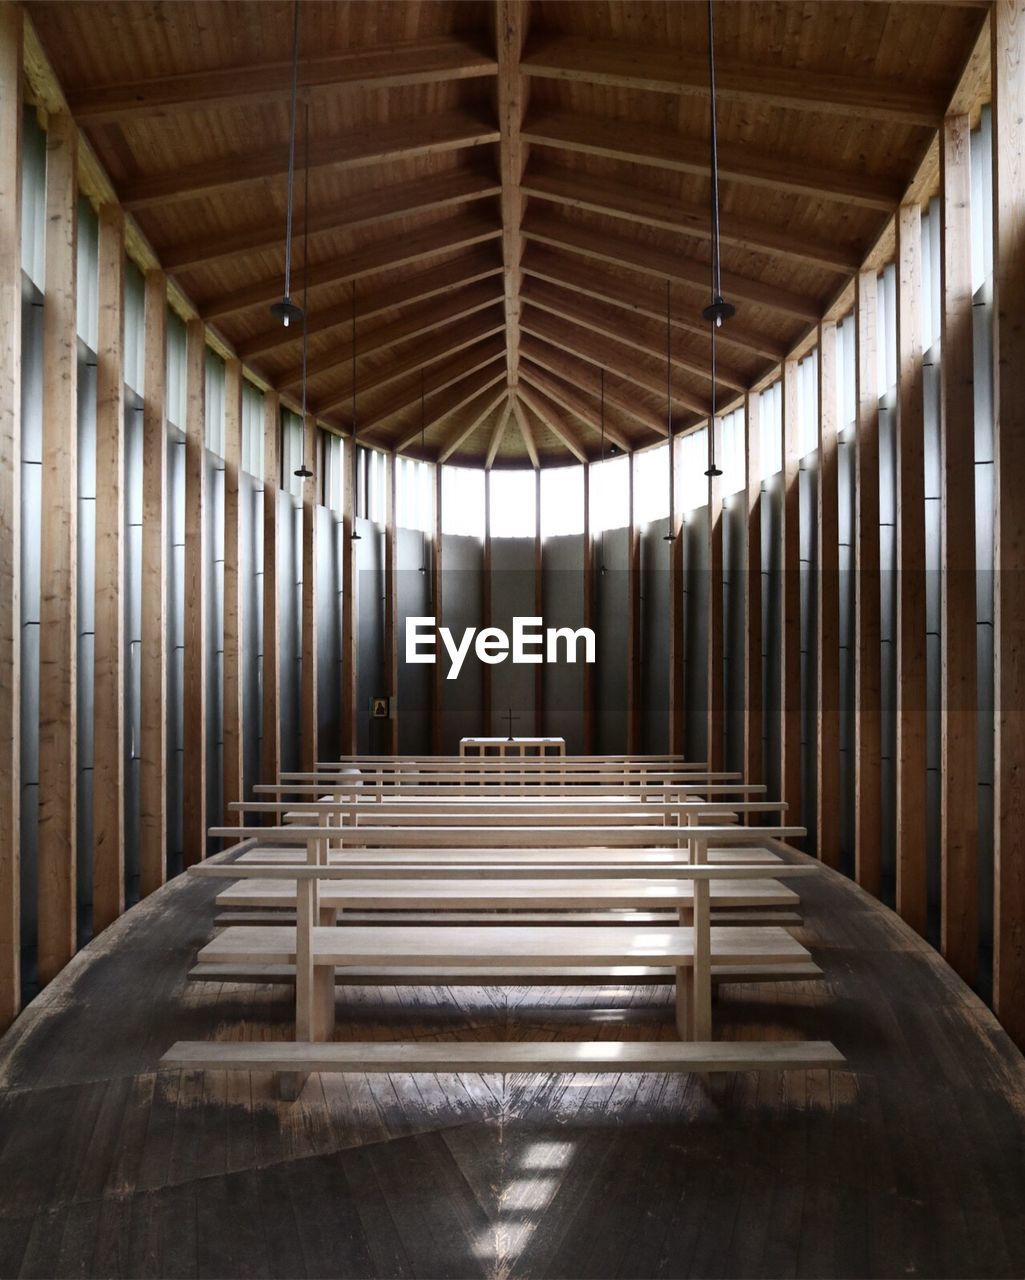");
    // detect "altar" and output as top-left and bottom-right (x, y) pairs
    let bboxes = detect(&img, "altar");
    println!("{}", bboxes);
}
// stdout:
(459, 736), (567, 758)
